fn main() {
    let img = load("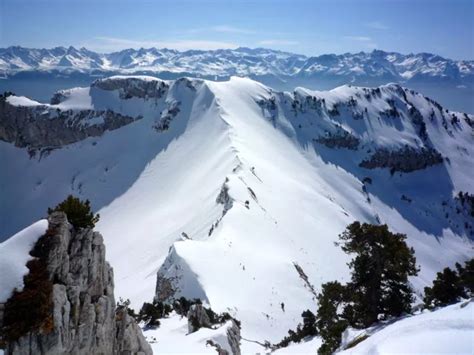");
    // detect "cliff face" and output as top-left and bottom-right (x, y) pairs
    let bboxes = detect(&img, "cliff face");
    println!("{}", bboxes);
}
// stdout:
(1, 212), (151, 355)
(0, 97), (140, 153)
(91, 76), (169, 100)
(359, 146), (444, 173)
